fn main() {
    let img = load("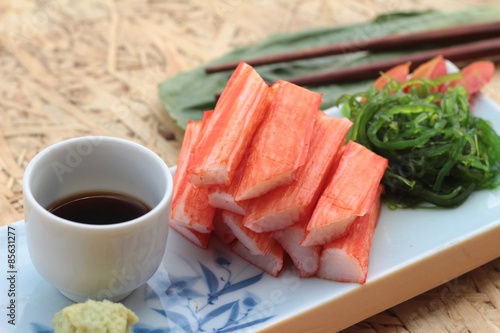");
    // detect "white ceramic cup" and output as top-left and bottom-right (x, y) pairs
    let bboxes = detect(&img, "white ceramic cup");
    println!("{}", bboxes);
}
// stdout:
(23, 136), (172, 302)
